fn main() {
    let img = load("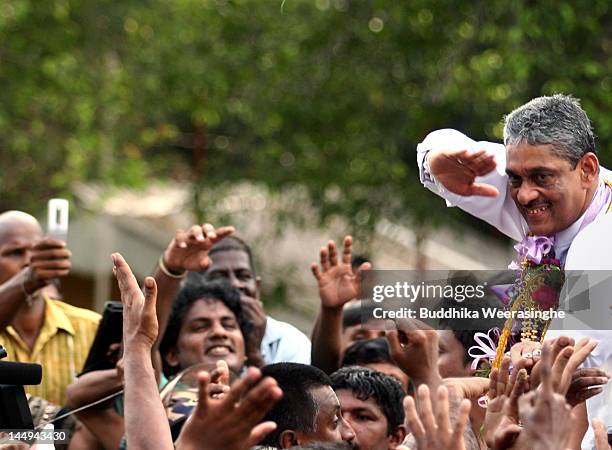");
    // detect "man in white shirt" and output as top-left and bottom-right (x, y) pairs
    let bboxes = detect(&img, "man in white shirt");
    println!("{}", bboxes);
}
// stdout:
(416, 94), (612, 449)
